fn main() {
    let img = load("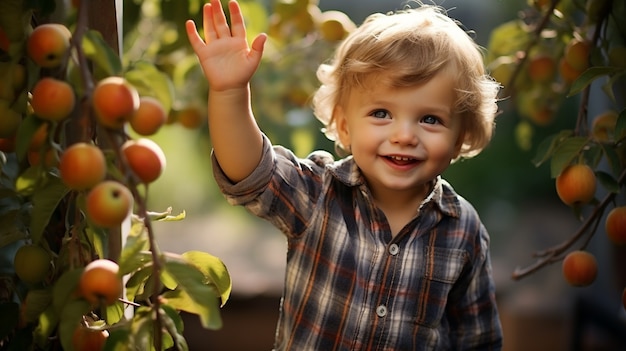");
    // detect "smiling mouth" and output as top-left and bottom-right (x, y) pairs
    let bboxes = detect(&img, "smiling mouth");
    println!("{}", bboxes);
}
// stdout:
(385, 155), (418, 166)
